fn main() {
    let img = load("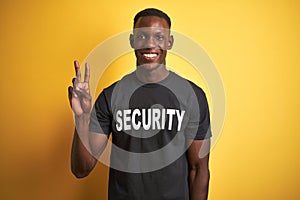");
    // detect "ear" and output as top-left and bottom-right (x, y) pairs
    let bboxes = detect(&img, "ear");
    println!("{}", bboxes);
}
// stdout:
(129, 34), (134, 49)
(167, 35), (174, 50)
